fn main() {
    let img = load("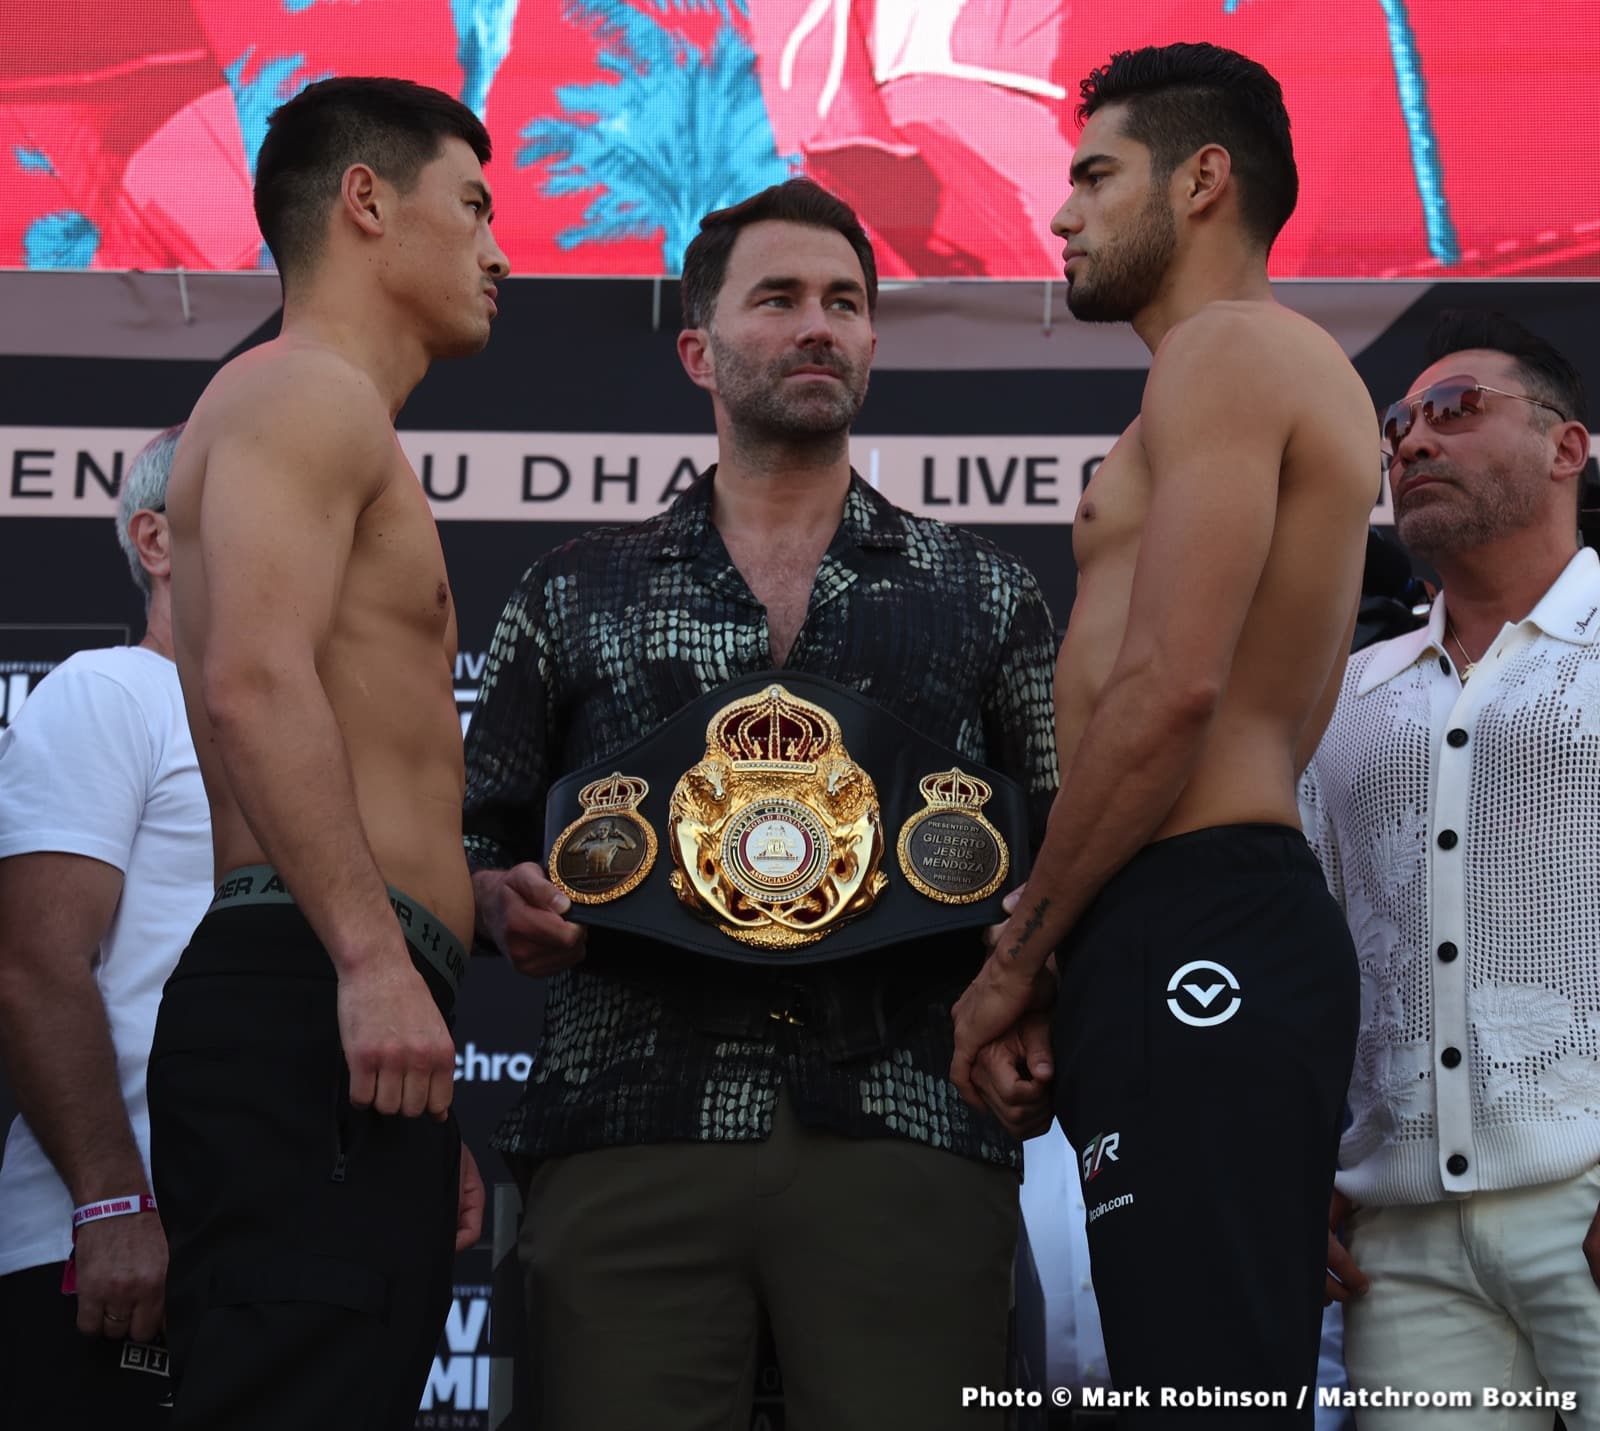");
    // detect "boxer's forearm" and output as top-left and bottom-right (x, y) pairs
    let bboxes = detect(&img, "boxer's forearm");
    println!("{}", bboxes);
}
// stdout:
(203, 661), (401, 974)
(0, 859), (149, 1203)
(999, 664), (1218, 973)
